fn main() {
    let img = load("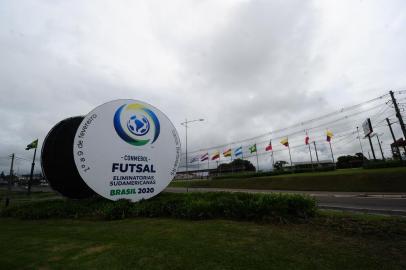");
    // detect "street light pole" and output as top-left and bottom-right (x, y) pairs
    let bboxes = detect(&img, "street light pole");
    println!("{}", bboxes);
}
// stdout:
(371, 133), (385, 161)
(185, 118), (188, 179)
(181, 118), (204, 179)
(376, 134), (385, 161)
(356, 126), (365, 161)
